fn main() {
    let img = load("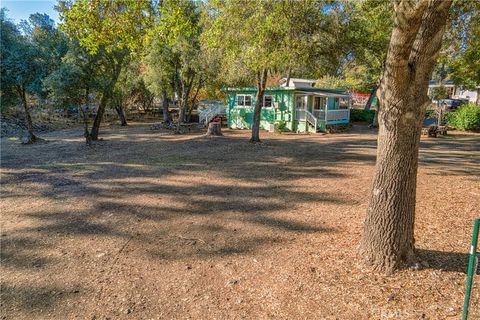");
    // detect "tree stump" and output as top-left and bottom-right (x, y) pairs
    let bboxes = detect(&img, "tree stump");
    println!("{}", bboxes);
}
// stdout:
(206, 122), (222, 136)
